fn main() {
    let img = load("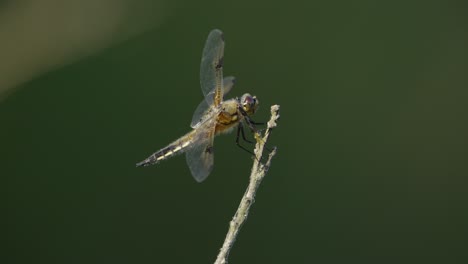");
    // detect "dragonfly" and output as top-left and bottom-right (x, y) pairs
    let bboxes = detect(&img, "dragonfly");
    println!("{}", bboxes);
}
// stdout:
(136, 29), (260, 182)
